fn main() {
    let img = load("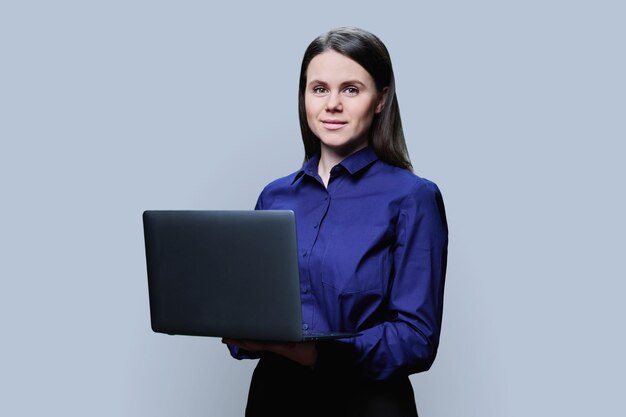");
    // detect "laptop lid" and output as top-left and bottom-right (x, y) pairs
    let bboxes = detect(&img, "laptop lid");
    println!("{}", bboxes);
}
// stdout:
(143, 210), (305, 341)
